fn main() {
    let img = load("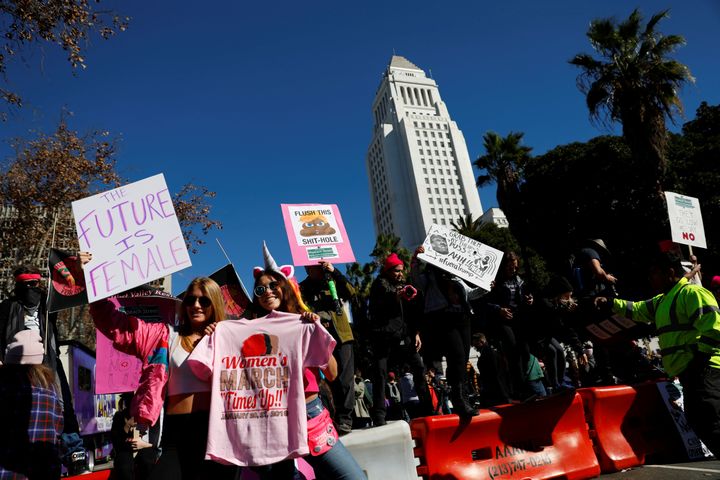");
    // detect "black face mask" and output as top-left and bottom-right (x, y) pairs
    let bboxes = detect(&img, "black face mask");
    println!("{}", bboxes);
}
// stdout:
(16, 285), (44, 307)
